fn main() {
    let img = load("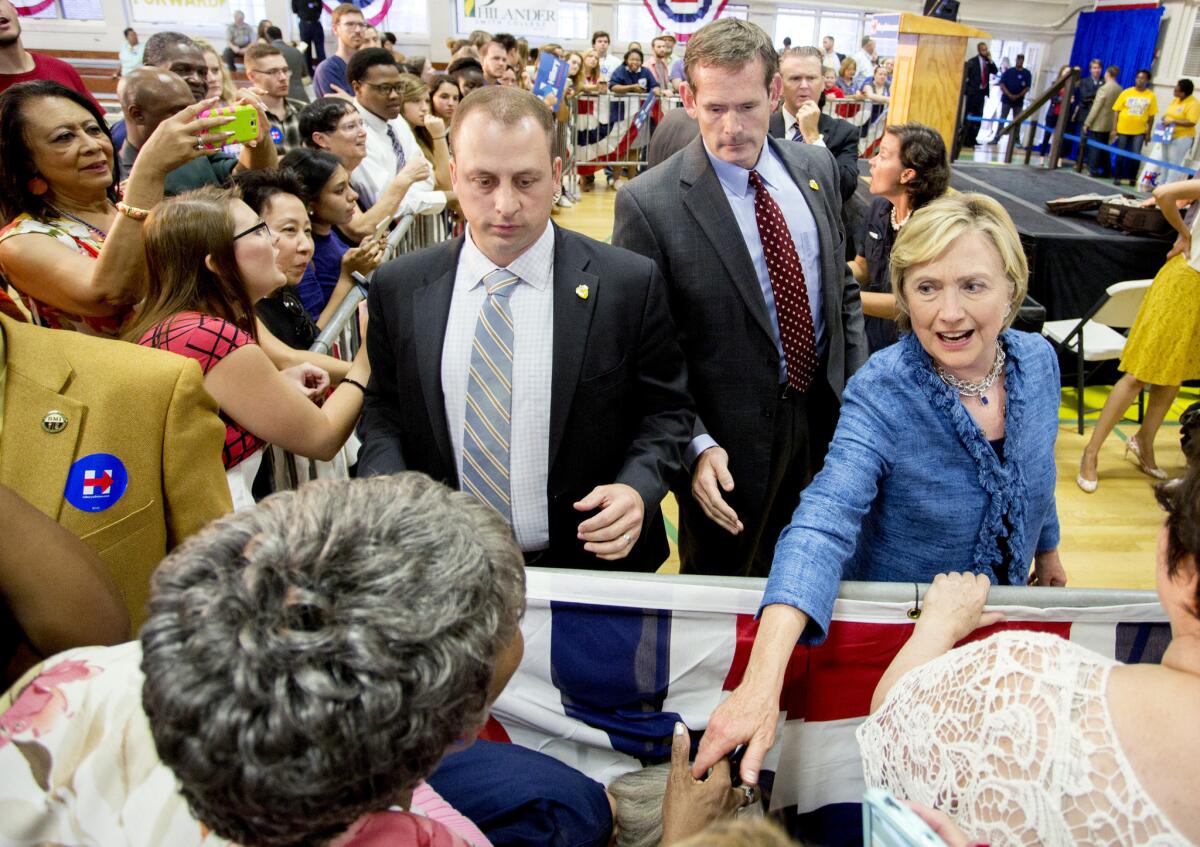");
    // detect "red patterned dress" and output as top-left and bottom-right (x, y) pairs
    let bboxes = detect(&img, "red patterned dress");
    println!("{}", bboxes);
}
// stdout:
(138, 312), (265, 508)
